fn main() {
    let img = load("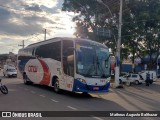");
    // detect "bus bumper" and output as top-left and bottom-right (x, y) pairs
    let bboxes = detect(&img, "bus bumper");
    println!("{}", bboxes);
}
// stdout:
(72, 80), (110, 93)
